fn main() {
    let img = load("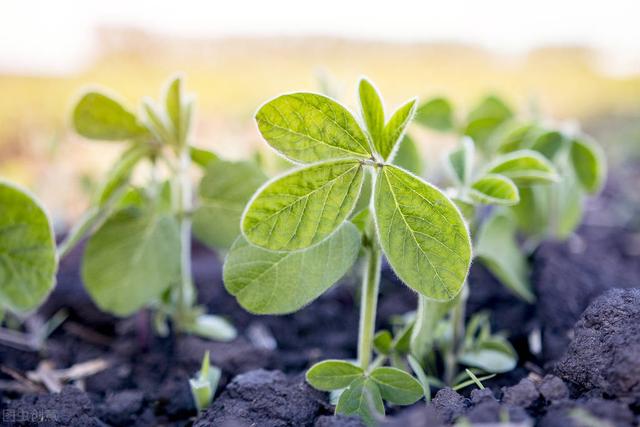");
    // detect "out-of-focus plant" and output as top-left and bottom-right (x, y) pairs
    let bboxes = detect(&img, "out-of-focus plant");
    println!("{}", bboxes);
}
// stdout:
(223, 78), (472, 425)
(61, 75), (266, 339)
(189, 350), (221, 412)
